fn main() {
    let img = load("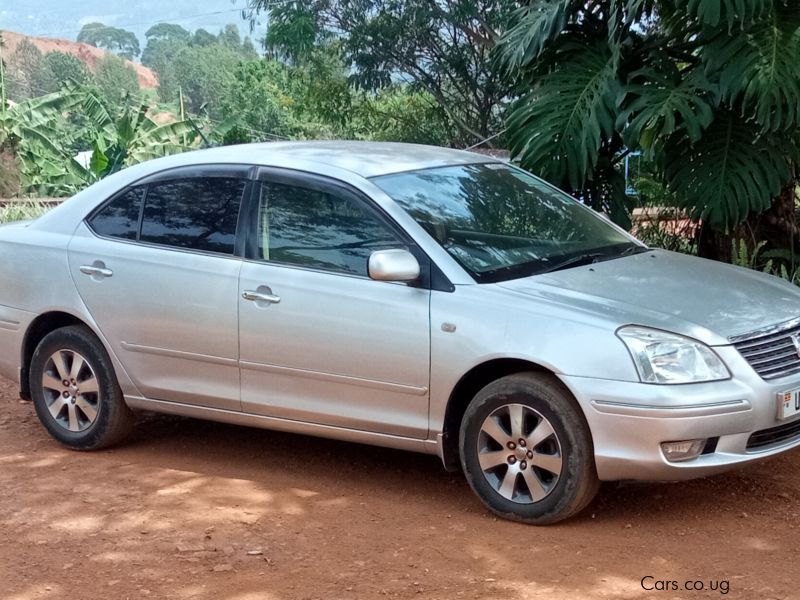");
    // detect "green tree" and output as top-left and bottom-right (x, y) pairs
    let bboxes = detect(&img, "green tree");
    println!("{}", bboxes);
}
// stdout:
(241, 36), (259, 60)
(171, 44), (241, 115)
(351, 87), (451, 145)
(35, 52), (90, 94)
(141, 24), (192, 103)
(192, 28), (218, 47)
(500, 0), (800, 246)
(77, 22), (141, 59)
(93, 55), (140, 106)
(218, 60), (295, 142)
(284, 43), (356, 136)
(246, 0), (515, 146)
(141, 23), (191, 68)
(7, 40), (44, 100)
(218, 24), (242, 51)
